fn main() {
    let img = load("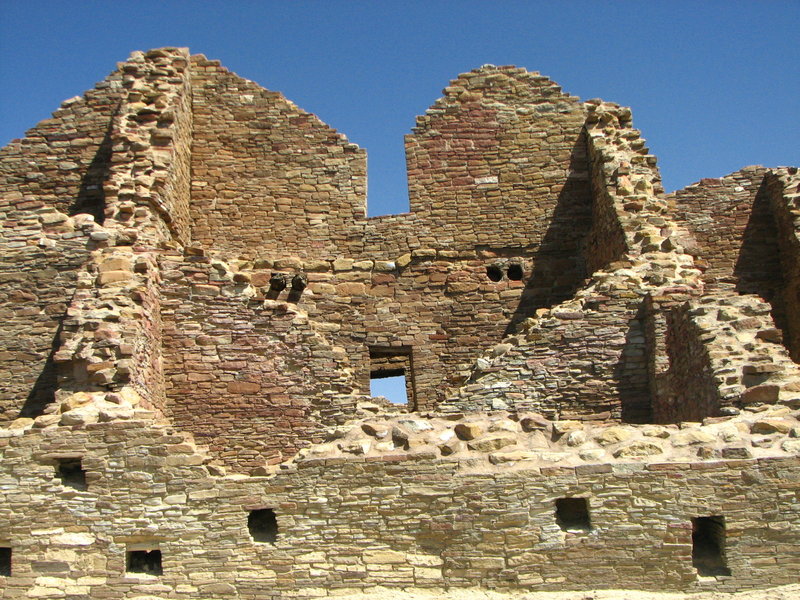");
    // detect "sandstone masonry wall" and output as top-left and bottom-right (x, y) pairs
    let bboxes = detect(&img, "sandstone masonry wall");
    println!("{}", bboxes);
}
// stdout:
(405, 67), (593, 255)
(669, 167), (774, 293)
(1, 48), (799, 598)
(188, 55), (367, 261)
(160, 253), (360, 471)
(0, 210), (94, 421)
(0, 70), (124, 221)
(765, 168), (800, 362)
(0, 419), (798, 598)
(0, 65), (127, 422)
